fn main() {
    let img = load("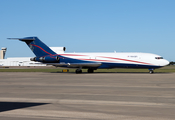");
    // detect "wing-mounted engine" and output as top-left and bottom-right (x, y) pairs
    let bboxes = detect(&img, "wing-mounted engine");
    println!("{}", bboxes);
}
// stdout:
(30, 56), (60, 63)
